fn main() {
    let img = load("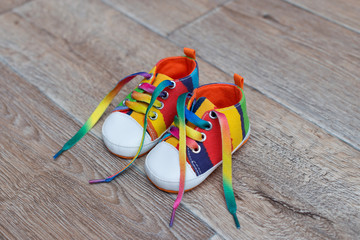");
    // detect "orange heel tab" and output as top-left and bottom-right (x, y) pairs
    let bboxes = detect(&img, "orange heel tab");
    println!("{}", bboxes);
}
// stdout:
(184, 48), (196, 59)
(234, 73), (244, 89)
